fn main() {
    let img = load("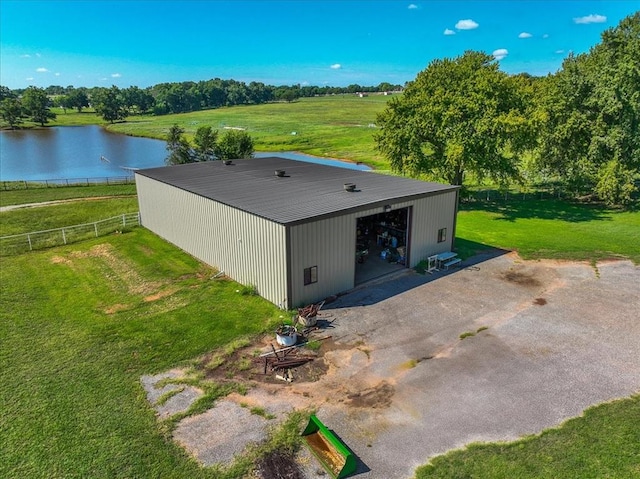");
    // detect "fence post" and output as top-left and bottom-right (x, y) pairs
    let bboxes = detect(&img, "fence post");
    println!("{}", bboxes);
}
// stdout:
(122, 214), (126, 228)
(27, 234), (32, 251)
(62, 229), (67, 245)
(95, 222), (99, 237)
